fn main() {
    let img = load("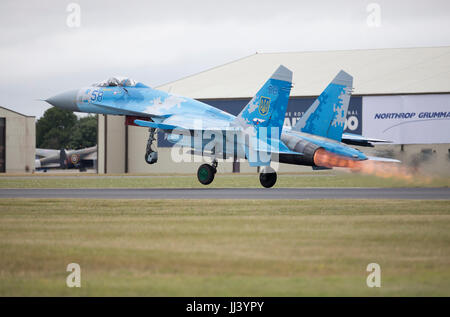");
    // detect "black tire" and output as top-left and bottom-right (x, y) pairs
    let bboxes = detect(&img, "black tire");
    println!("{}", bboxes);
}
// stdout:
(144, 151), (158, 164)
(197, 164), (215, 185)
(259, 172), (277, 188)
